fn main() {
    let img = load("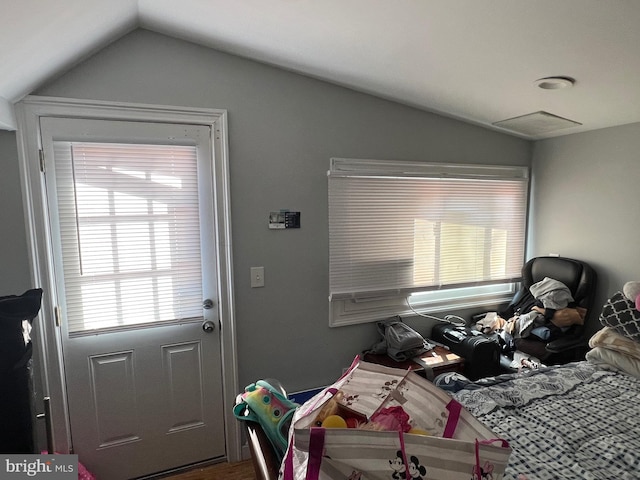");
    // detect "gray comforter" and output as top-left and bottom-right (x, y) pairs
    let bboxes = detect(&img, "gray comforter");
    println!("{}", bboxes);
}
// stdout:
(439, 362), (640, 479)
